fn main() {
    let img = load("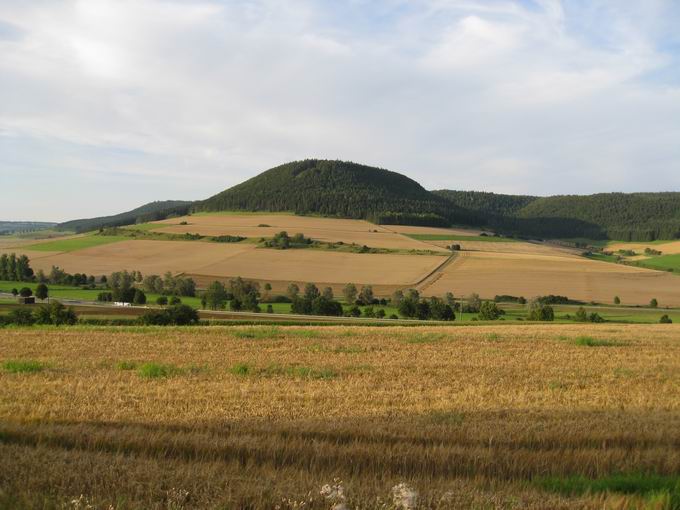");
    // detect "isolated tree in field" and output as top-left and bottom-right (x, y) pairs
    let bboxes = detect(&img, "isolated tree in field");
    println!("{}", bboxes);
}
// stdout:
(660, 314), (672, 324)
(287, 283), (300, 300)
(527, 299), (554, 321)
(343, 283), (358, 304)
(614, 296), (621, 305)
(322, 287), (334, 300)
(478, 301), (502, 321)
(204, 281), (228, 310)
(358, 285), (374, 305)
(575, 307), (588, 322)
(19, 287), (32, 298)
(650, 298), (658, 308)
(35, 283), (48, 301)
